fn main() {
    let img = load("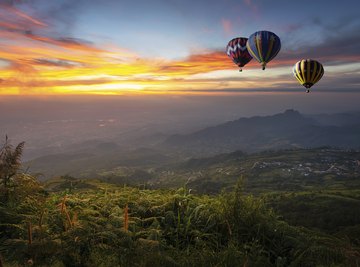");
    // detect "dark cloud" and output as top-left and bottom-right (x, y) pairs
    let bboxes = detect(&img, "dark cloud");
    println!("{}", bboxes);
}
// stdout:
(279, 15), (360, 64)
(39, 0), (86, 34)
(318, 74), (360, 89)
(145, 88), (360, 94)
(56, 37), (93, 46)
(281, 24), (303, 33)
(23, 32), (103, 52)
(0, 2), (46, 34)
(31, 58), (83, 68)
(314, 35), (359, 60)
(0, 0), (27, 6)
(312, 15), (359, 35)
(0, 0), (87, 35)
